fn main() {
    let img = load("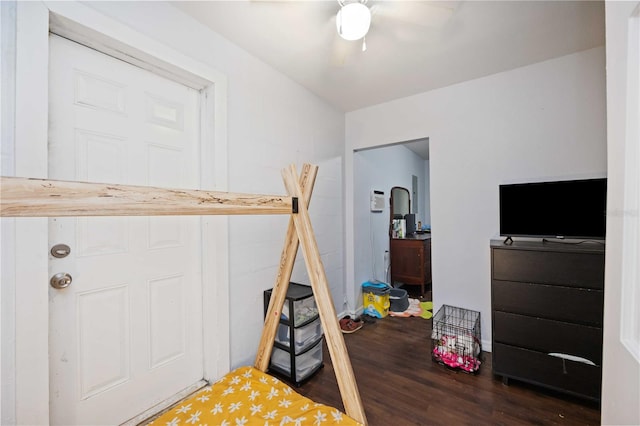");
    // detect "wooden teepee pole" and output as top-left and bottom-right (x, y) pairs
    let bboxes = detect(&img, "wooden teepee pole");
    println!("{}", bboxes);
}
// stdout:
(281, 165), (367, 425)
(0, 176), (293, 217)
(254, 163), (318, 371)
